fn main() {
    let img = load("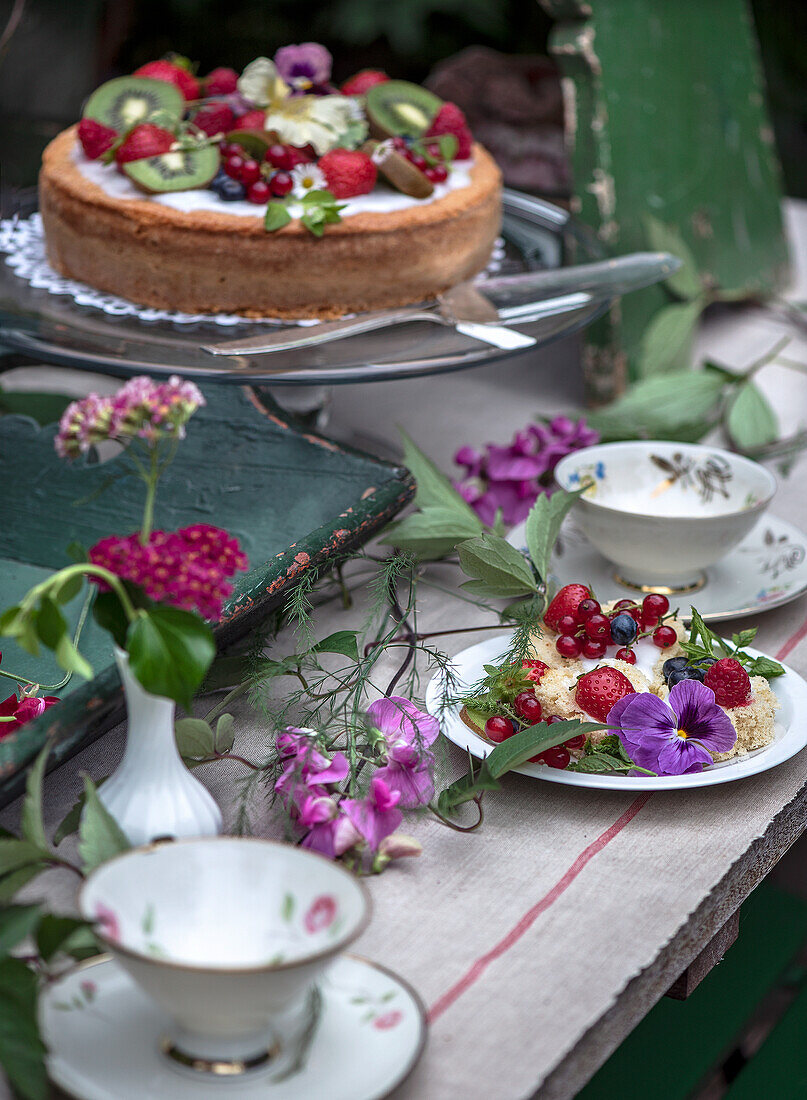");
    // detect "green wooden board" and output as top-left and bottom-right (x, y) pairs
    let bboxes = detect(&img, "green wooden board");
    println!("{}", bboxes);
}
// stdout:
(0, 384), (413, 804)
(578, 883), (807, 1100)
(542, 0), (789, 393)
